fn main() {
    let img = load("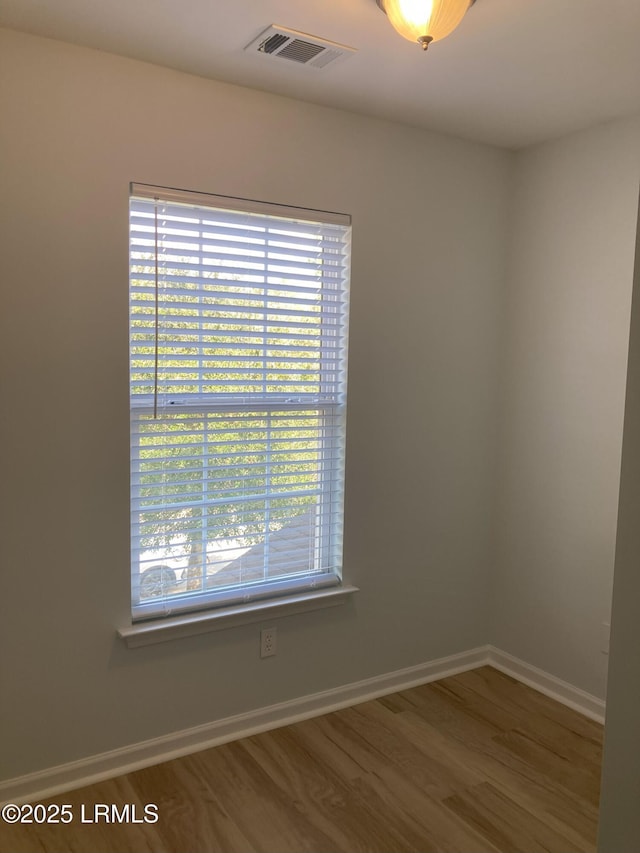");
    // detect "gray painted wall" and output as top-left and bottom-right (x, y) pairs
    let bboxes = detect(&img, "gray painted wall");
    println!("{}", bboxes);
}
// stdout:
(598, 197), (640, 853)
(491, 119), (640, 698)
(0, 29), (509, 781)
(2, 25), (639, 794)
